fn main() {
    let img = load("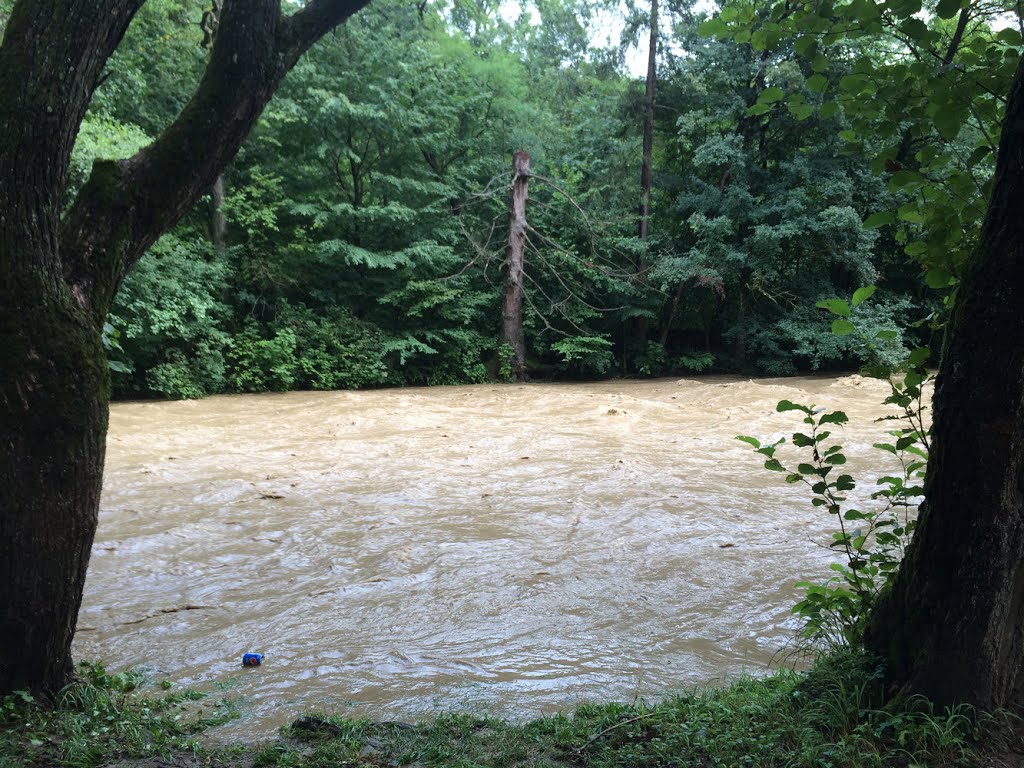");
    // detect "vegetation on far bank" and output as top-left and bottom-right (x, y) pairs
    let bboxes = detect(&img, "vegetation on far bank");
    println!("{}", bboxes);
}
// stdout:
(1, 654), (1019, 768)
